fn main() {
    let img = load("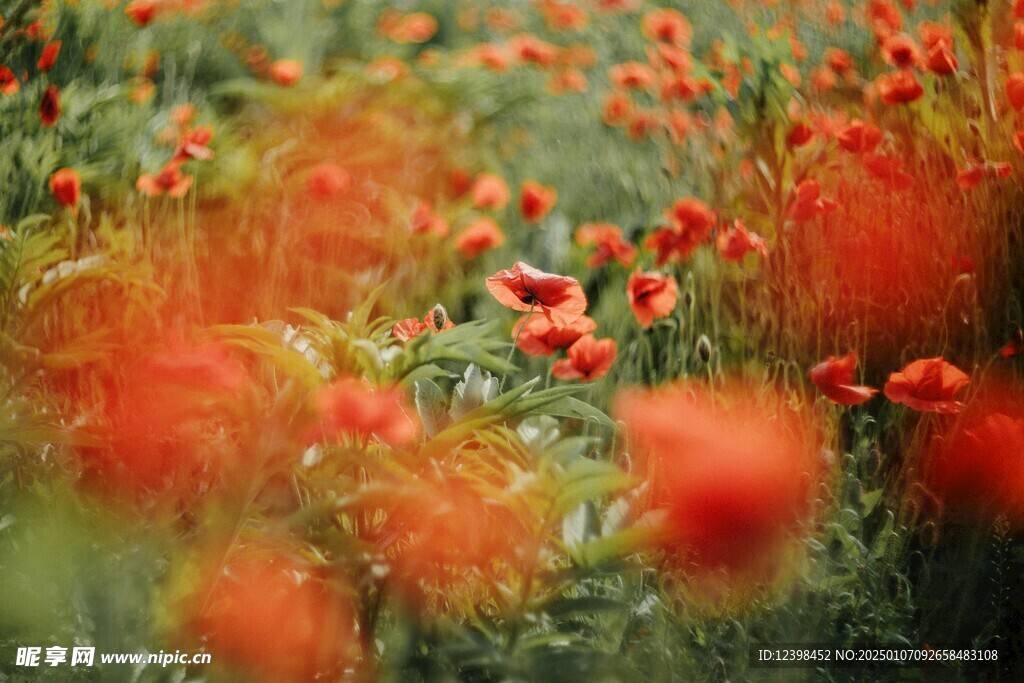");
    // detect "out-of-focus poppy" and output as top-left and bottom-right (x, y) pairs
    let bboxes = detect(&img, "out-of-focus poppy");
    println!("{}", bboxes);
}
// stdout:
(926, 42), (957, 74)
(575, 222), (636, 268)
(136, 163), (193, 198)
(616, 384), (817, 584)
(39, 85), (60, 126)
(547, 67), (589, 94)
(642, 8), (692, 46)
(645, 198), (715, 265)
(510, 33), (561, 66)
(863, 153), (914, 190)
(513, 313), (597, 356)
(539, 0), (590, 31)
(471, 173), (510, 210)
(627, 270), (678, 328)
(716, 219), (768, 262)
(0, 66), (19, 95)
(37, 41), (61, 72)
(125, 0), (159, 27)
(788, 180), (838, 222)
(411, 200), (450, 237)
(1007, 73), (1024, 110)
(883, 357), (970, 413)
(173, 126), (215, 162)
(552, 334), (617, 381)
(306, 162), (351, 200)
(454, 217), (505, 259)
(461, 43), (512, 71)
(609, 61), (655, 90)
(185, 548), (354, 683)
(999, 326), (1023, 358)
(809, 353), (878, 406)
(519, 180), (557, 222)
(312, 377), (419, 447)
(786, 121), (814, 148)
(269, 58), (303, 86)
(825, 47), (853, 74)
(486, 261), (587, 326)
(837, 119), (883, 153)
(880, 33), (922, 69)
(602, 92), (634, 126)
(48, 168), (81, 216)
(877, 70), (924, 105)
(378, 11), (438, 43)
